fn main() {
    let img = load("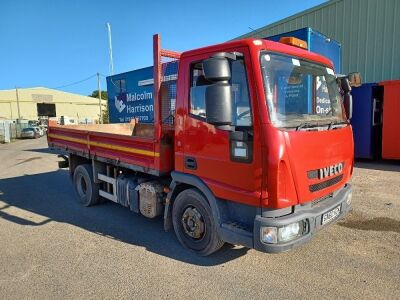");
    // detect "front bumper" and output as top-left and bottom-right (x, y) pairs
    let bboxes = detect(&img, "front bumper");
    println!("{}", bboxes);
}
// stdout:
(253, 184), (352, 253)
